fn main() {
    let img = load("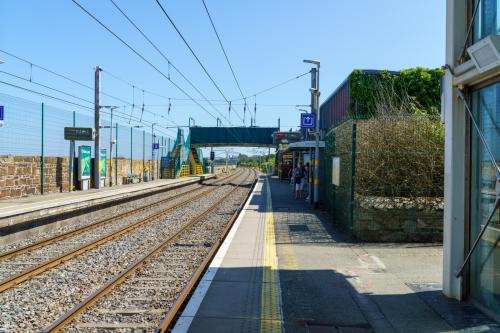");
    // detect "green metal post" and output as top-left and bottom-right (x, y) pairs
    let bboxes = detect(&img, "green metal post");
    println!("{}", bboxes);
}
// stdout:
(349, 122), (357, 232)
(115, 123), (118, 186)
(142, 129), (145, 180)
(130, 126), (133, 175)
(41, 103), (45, 195)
